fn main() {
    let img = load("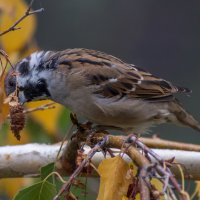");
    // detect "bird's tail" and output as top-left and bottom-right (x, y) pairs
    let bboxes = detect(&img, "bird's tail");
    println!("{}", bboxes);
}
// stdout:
(169, 100), (200, 132)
